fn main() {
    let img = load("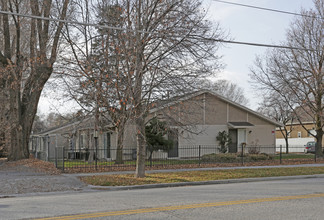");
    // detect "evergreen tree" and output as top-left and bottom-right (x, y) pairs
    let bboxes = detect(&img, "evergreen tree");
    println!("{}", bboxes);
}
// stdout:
(145, 117), (173, 161)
